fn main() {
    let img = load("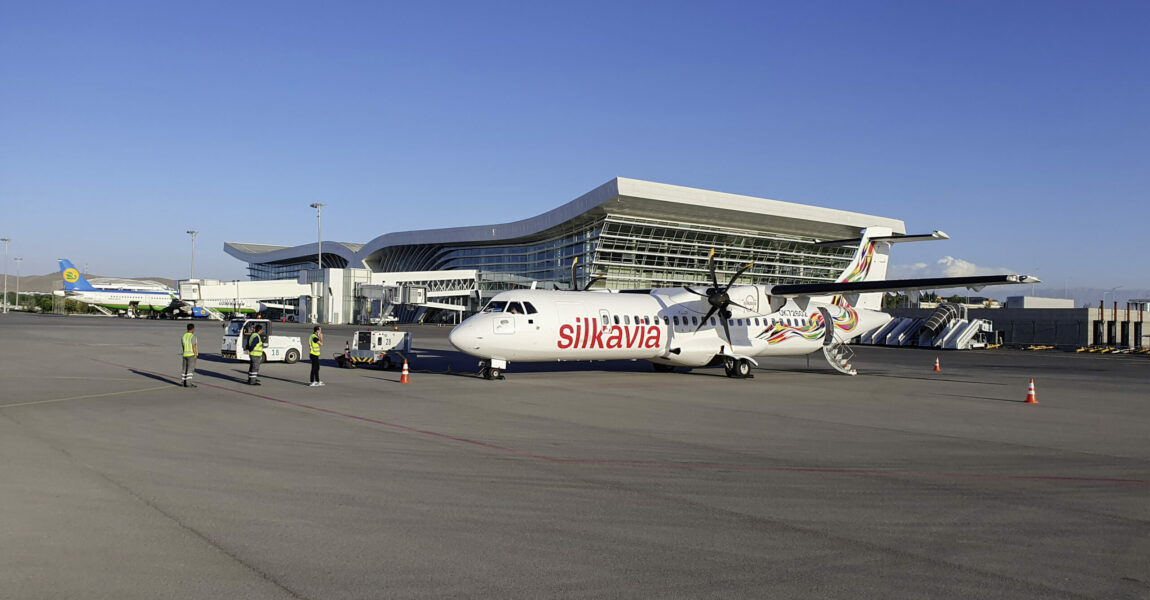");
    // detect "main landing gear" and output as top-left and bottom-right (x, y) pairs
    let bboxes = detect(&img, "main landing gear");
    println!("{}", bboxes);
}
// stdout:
(723, 356), (753, 379)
